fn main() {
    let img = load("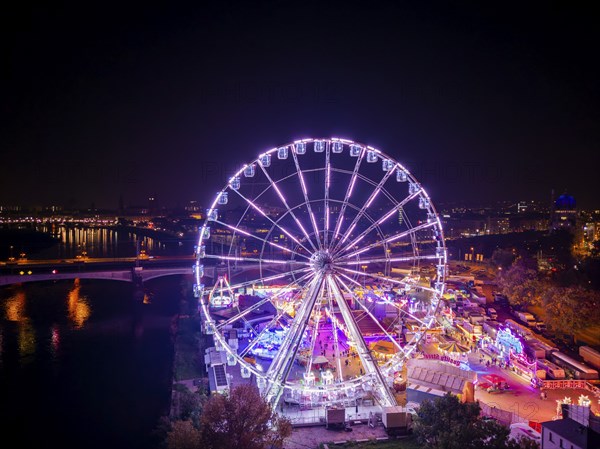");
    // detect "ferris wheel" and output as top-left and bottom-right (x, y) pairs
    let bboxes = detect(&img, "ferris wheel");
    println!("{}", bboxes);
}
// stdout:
(194, 138), (447, 409)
